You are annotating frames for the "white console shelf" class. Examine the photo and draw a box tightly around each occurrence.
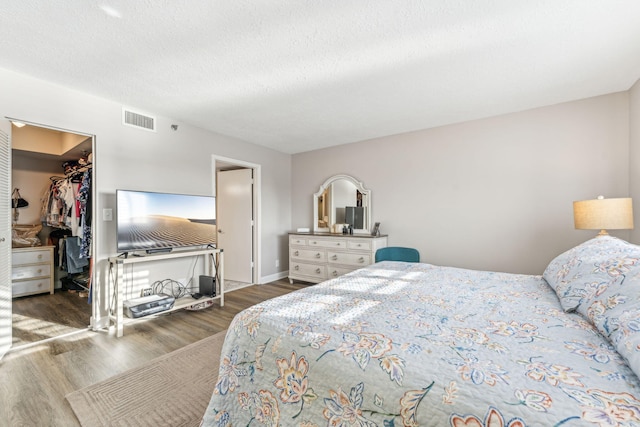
[108,248,224,337]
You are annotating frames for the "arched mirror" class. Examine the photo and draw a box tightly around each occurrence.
[313,174,371,234]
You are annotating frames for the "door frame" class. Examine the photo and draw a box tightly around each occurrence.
[4,117,98,341]
[212,155,261,285]
[0,120,12,358]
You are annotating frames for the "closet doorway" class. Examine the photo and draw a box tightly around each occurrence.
[10,121,95,348]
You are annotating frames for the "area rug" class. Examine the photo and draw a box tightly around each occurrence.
[66,330,226,427]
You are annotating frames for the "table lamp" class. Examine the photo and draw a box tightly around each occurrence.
[573,196,634,236]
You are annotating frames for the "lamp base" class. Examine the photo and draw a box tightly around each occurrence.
[597,229,609,236]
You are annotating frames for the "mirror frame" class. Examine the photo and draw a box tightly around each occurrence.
[313,174,371,234]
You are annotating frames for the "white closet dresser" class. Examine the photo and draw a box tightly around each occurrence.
[289,232,388,284]
[11,246,55,297]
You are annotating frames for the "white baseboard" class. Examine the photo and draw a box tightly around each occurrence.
[260,270,289,284]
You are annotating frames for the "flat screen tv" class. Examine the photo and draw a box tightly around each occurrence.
[116,189,216,254]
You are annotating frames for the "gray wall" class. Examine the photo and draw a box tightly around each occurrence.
[293,92,632,274]
[630,79,640,244]
[0,67,292,328]
[2,63,638,309]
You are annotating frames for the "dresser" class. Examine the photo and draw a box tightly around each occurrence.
[289,232,388,284]
[11,246,55,298]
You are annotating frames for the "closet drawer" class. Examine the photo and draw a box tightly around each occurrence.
[12,248,52,265]
[327,251,370,267]
[290,248,326,262]
[13,278,53,297]
[12,264,52,281]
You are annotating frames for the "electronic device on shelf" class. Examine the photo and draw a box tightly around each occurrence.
[116,189,216,255]
[199,275,216,297]
[123,293,176,318]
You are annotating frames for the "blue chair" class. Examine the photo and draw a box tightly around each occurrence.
[375,247,420,263]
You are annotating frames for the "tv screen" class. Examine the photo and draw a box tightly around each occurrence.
[116,189,216,253]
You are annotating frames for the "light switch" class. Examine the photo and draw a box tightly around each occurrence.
[103,208,113,221]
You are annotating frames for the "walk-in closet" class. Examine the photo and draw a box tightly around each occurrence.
[10,122,94,347]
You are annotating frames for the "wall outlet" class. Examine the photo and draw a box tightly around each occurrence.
[275,259,280,268]
[141,288,153,297]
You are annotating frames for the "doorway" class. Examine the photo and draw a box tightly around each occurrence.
[213,156,260,291]
[9,120,95,348]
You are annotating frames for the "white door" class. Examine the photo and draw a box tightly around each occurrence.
[217,169,253,283]
[0,120,12,358]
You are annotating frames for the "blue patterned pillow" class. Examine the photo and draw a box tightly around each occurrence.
[543,236,640,312]
[608,303,640,378]
[577,268,640,377]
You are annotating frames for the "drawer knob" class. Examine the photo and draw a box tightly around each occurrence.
[315,253,321,258]
[332,270,338,276]
[37,269,42,274]
[37,254,43,260]
[315,268,321,274]
[294,265,300,270]
[359,257,365,263]
[357,244,362,247]
[295,251,299,256]
[331,255,338,260]
[336,243,341,246]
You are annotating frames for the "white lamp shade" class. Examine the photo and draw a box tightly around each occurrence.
[573,197,634,233]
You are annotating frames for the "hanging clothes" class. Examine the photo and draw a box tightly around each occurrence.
[38,157,93,303]
[41,164,92,239]
[64,236,89,274]
[77,169,92,258]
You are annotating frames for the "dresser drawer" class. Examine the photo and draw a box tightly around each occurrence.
[13,278,52,297]
[328,251,370,267]
[347,240,372,251]
[328,266,358,279]
[308,238,348,249]
[12,264,52,281]
[12,248,52,265]
[290,248,326,262]
[289,236,308,246]
[290,262,327,280]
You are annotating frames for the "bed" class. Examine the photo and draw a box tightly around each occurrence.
[202,236,640,426]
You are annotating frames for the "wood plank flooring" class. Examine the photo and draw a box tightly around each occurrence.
[12,289,92,348]
[0,278,308,427]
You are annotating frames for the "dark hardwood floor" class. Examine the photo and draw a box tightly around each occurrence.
[0,278,307,427]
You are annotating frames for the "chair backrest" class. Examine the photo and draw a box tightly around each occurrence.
[375,247,420,263]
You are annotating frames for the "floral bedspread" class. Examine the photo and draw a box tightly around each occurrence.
[202,262,640,427]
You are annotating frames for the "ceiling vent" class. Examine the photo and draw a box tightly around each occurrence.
[122,108,156,132]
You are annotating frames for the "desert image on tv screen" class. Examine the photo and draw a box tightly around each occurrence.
[117,191,216,252]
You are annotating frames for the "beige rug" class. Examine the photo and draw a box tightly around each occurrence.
[66,330,226,427]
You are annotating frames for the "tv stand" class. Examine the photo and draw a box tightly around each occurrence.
[108,248,224,337]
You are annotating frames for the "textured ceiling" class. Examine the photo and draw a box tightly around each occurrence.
[1,1,639,154]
